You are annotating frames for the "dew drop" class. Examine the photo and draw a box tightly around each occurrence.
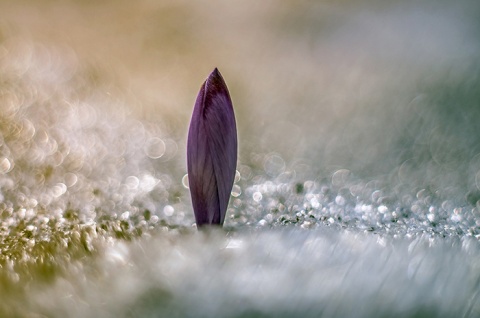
[145,137,166,159]
[378,205,388,213]
[139,174,159,192]
[121,211,130,220]
[263,154,285,177]
[234,170,241,183]
[335,195,346,206]
[64,173,78,187]
[0,157,12,174]
[231,185,242,197]
[125,176,139,190]
[258,219,267,226]
[182,174,189,189]
[332,169,351,188]
[52,183,67,197]
[150,215,159,224]
[163,205,174,216]
[253,192,263,202]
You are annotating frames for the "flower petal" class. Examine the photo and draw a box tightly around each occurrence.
[187,68,237,227]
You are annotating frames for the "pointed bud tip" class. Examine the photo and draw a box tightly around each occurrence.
[208,67,223,83]
[204,68,229,102]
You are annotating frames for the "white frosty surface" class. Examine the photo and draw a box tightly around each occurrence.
[32,228,480,318]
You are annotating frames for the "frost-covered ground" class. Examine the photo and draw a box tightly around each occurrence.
[1,0,480,317]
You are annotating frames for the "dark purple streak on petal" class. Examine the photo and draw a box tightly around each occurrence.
[187,68,237,227]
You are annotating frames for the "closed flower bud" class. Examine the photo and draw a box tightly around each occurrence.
[187,68,237,227]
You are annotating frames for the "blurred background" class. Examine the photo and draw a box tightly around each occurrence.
[1,0,480,317]
[2,0,480,200]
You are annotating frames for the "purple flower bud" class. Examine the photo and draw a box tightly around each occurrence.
[187,68,237,227]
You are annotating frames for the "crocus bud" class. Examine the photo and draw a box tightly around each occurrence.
[187,68,238,227]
